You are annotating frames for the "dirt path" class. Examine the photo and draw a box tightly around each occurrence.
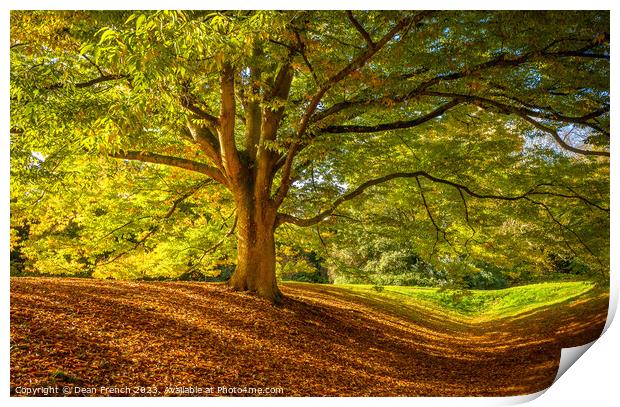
[10,278,608,396]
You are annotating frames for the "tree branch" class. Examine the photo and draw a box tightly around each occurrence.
[81,54,106,77]
[524,197,605,269]
[346,11,375,47]
[46,74,128,91]
[545,50,609,60]
[257,61,294,202]
[326,88,609,157]
[423,90,609,136]
[457,188,477,251]
[276,170,608,227]
[531,185,609,213]
[181,95,220,128]
[185,213,238,272]
[110,150,227,185]
[217,63,243,180]
[518,115,609,157]
[293,31,319,85]
[184,122,223,168]
[322,98,464,133]
[415,177,441,255]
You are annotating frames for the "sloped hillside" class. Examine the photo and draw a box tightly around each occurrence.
[10,278,608,396]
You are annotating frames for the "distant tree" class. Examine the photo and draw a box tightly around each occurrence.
[11,11,609,301]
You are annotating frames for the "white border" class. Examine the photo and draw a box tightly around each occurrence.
[0,0,616,11]
[3,1,617,406]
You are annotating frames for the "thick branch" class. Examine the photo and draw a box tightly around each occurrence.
[181,96,220,128]
[262,63,294,143]
[322,98,464,133]
[217,63,243,180]
[320,88,609,156]
[184,123,223,168]
[346,11,375,47]
[242,65,262,161]
[423,90,609,135]
[110,150,227,185]
[46,74,128,91]
[257,63,294,202]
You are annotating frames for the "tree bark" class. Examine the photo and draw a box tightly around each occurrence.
[228,189,282,303]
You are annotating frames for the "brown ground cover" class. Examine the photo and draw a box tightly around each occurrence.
[10,277,608,396]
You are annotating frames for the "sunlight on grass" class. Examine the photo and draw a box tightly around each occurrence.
[333,282,596,323]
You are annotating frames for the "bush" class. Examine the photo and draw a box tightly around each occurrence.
[328,237,450,287]
[464,268,508,290]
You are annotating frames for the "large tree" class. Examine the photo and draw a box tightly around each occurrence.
[11,11,610,301]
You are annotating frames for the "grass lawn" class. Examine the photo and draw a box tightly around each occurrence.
[334,281,596,322]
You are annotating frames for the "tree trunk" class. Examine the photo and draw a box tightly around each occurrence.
[228,191,282,303]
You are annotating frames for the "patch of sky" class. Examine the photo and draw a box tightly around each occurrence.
[523,70,542,90]
[31,151,46,161]
[521,123,592,159]
[25,152,45,169]
[240,67,250,85]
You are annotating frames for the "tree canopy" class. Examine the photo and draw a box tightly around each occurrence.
[10,11,610,300]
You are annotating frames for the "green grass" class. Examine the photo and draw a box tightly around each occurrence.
[334,281,595,322]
